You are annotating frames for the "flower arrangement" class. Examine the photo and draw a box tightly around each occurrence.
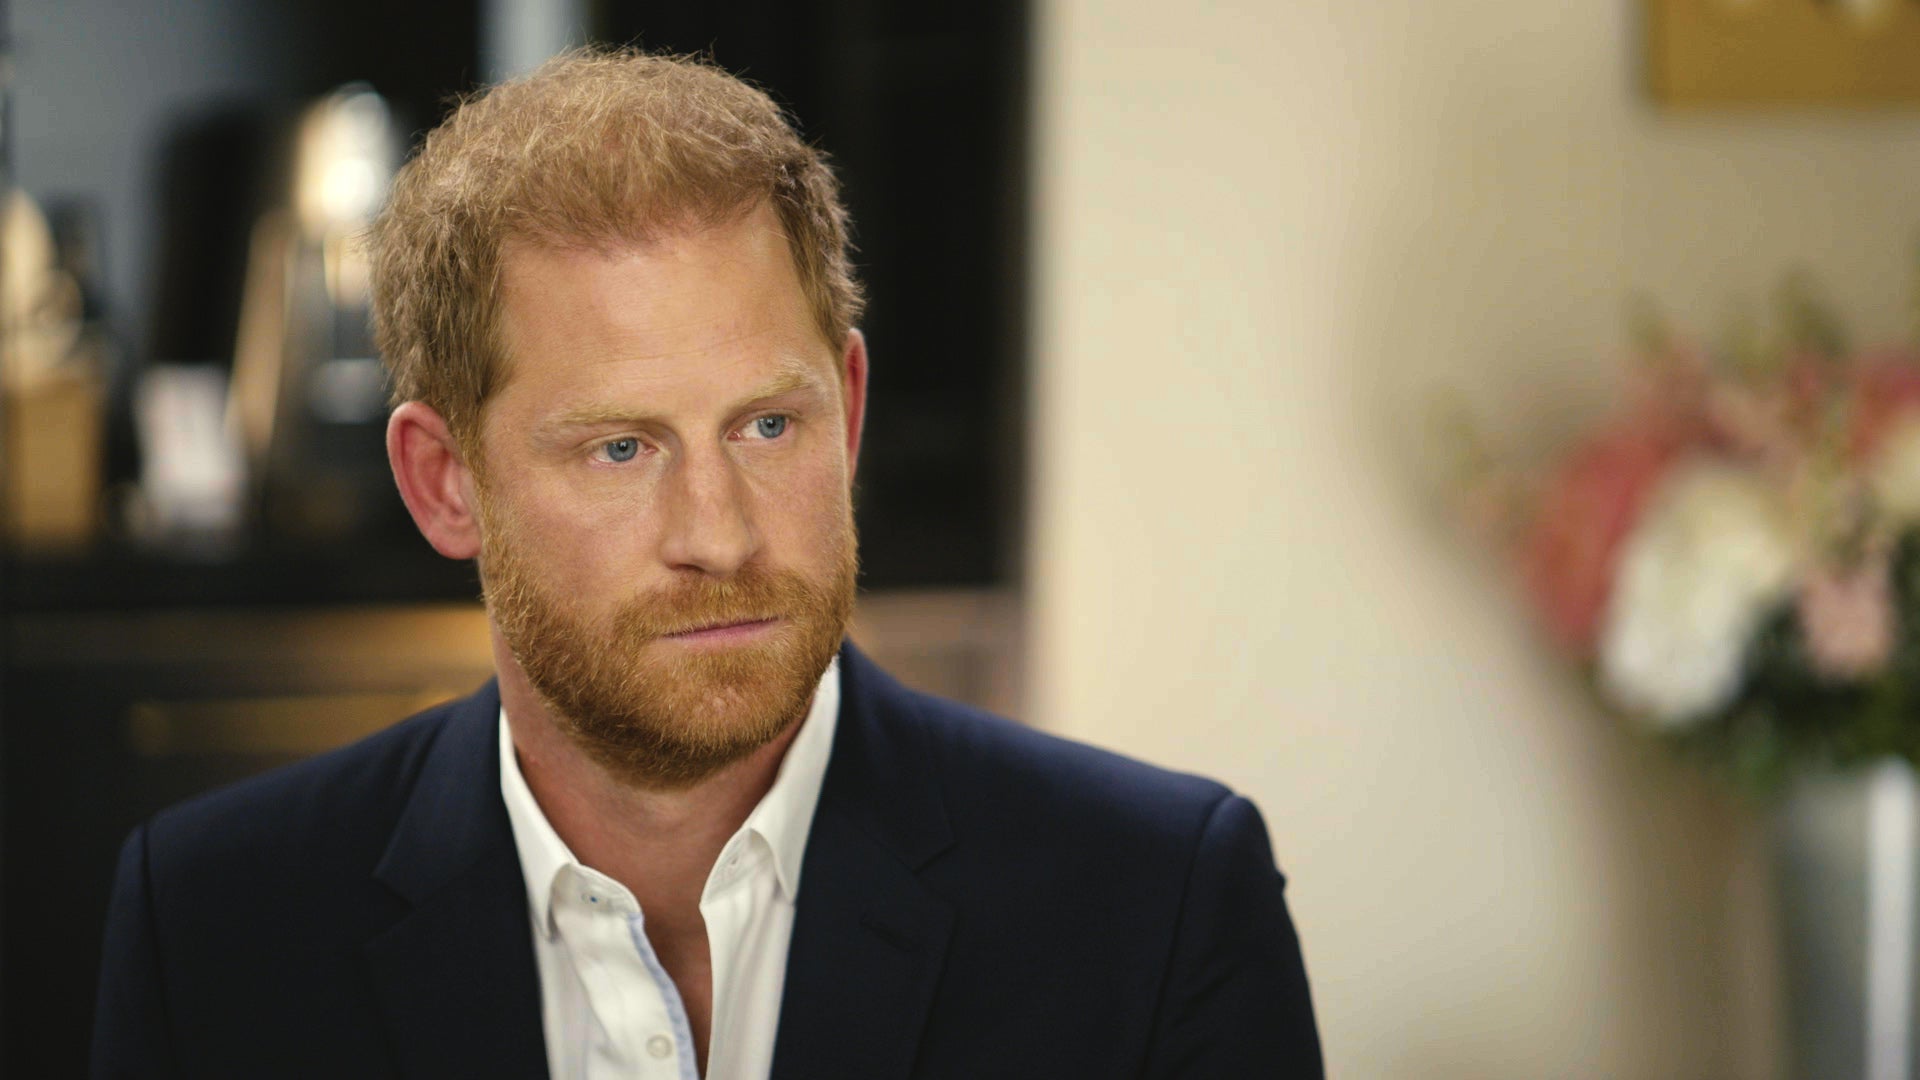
[1457,273,1920,792]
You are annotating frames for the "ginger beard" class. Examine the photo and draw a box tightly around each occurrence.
[477,480,858,790]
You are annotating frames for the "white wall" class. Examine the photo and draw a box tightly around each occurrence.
[1028,3,1920,1077]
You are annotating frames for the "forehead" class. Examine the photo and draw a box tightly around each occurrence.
[491,203,835,395]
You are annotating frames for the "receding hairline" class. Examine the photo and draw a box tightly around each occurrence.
[494,196,785,281]
[499,184,764,259]
[483,197,849,391]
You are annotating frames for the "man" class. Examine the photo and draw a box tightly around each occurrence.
[93,49,1320,1078]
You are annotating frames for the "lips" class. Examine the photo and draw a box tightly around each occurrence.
[662,617,780,639]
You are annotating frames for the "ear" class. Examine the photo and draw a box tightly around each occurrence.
[840,328,869,481]
[387,401,483,560]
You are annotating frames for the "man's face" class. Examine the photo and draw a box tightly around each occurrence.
[474,203,859,788]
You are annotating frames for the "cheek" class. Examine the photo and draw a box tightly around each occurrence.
[748,456,853,546]
[522,452,668,533]
[486,479,653,593]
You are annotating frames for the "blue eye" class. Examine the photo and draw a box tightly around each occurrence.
[753,416,789,439]
[604,438,640,462]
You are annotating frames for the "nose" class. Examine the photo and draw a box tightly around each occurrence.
[656,442,760,577]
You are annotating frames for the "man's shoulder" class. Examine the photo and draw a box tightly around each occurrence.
[138,689,483,885]
[893,684,1240,853]
[911,688,1229,800]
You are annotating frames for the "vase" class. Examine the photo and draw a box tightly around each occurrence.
[1774,759,1920,1080]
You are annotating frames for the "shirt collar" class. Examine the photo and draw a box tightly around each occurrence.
[497,657,841,936]
[497,705,577,939]
[743,655,839,901]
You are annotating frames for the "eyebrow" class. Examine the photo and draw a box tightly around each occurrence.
[745,358,831,403]
[544,356,832,433]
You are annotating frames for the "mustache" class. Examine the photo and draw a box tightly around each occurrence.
[607,565,831,640]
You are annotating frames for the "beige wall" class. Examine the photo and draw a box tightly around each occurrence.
[1027,2,1920,1077]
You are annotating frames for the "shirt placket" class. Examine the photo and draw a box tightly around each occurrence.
[700,832,774,1080]
[552,866,698,1080]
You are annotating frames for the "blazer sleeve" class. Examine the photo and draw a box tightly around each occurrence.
[1142,794,1324,1079]
[92,823,181,1079]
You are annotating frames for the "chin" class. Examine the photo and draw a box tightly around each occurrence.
[532,621,838,789]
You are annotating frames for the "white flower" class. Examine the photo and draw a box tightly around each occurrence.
[1871,415,1920,525]
[1596,460,1797,728]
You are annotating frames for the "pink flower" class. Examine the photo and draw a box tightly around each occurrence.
[1849,351,1920,461]
[1783,355,1832,420]
[1706,379,1799,466]
[1521,413,1705,653]
[1624,344,1712,422]
[1798,552,1897,681]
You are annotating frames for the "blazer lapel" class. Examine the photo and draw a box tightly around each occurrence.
[772,645,957,1080]
[361,682,549,1078]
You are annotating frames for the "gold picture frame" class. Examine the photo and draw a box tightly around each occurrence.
[1647,0,1920,105]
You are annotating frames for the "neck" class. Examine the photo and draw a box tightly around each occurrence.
[492,628,803,934]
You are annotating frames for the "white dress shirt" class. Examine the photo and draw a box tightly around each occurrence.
[498,659,840,1080]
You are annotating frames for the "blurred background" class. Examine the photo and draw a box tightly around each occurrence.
[8,0,1920,1075]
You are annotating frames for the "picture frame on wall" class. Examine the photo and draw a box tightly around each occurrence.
[1646,0,1920,105]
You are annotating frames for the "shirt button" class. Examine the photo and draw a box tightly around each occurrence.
[646,1034,674,1059]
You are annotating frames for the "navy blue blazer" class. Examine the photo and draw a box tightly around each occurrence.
[93,644,1321,1077]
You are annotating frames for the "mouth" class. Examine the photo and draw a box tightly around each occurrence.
[660,617,782,645]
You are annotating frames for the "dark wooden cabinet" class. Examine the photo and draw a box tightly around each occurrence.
[2,604,496,1074]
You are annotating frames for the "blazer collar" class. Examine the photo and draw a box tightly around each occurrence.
[814,642,954,870]
[363,681,550,1078]
[372,680,509,901]
[771,642,958,1079]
